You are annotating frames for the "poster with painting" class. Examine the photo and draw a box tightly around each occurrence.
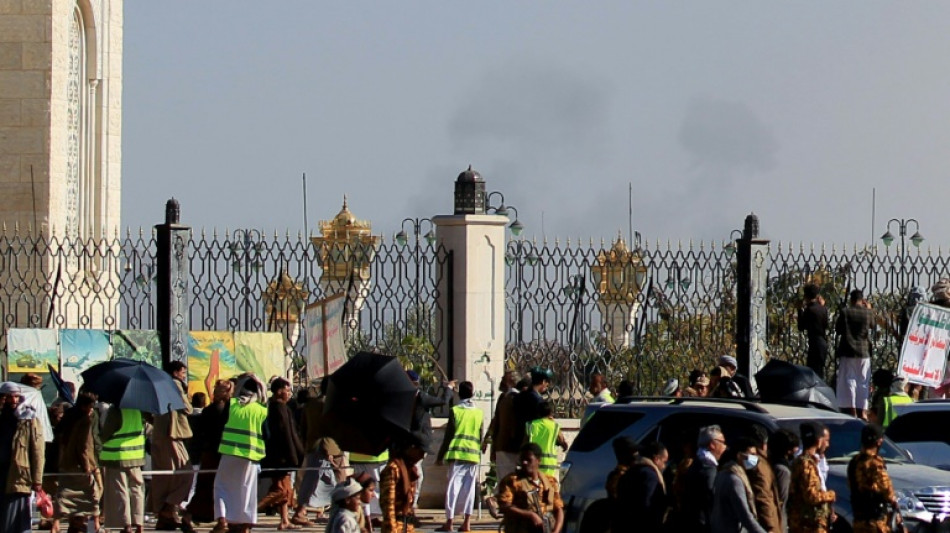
[111,330,162,367]
[60,329,111,385]
[234,331,286,383]
[187,331,237,398]
[6,328,59,373]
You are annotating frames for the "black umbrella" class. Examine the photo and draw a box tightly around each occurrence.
[47,364,74,405]
[81,358,186,415]
[755,359,837,410]
[324,351,419,456]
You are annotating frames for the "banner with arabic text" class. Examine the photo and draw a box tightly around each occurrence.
[898,303,950,387]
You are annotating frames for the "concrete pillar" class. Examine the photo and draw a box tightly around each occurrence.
[432,214,508,422]
[156,199,191,369]
[735,213,770,391]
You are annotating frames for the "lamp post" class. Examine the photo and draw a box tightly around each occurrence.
[231,229,263,331]
[563,275,588,354]
[485,191,525,236]
[395,218,436,337]
[880,218,924,289]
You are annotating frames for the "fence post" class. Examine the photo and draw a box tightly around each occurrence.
[735,213,770,391]
[155,198,191,370]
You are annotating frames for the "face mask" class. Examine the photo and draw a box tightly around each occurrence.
[743,454,759,470]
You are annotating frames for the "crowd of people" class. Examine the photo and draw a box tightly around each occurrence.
[600,421,899,533]
[1,279,942,533]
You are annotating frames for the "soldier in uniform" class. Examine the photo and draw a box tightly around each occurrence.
[497,443,564,533]
[848,424,901,533]
[788,422,836,533]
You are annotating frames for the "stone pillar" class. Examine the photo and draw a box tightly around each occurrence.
[156,199,190,370]
[432,214,508,423]
[735,213,770,391]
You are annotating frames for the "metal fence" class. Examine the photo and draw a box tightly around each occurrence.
[2,226,948,416]
[505,238,950,415]
[0,228,452,388]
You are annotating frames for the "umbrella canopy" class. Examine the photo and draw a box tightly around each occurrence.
[755,359,836,410]
[80,358,186,415]
[47,364,74,405]
[324,351,419,456]
[1,382,53,442]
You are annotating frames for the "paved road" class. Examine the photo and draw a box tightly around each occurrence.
[144,510,502,532]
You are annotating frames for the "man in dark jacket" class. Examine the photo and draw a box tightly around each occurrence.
[513,367,553,446]
[258,377,304,531]
[683,425,727,532]
[481,370,521,481]
[406,370,455,508]
[835,289,874,419]
[798,283,830,381]
[746,427,783,532]
[615,441,669,532]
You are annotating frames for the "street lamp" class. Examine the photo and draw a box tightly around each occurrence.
[486,191,525,236]
[395,217,436,336]
[231,229,263,330]
[563,275,588,354]
[880,218,924,288]
[724,229,744,257]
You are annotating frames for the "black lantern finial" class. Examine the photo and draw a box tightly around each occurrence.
[454,165,486,215]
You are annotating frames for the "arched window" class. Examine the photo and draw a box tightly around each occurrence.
[66,2,100,241]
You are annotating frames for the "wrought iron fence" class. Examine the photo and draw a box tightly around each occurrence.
[0,228,452,391]
[504,238,736,416]
[505,238,950,416]
[3,225,949,416]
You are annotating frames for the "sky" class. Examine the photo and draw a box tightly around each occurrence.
[122,2,950,249]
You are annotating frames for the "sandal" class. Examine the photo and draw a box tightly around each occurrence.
[277,525,302,531]
[289,516,313,527]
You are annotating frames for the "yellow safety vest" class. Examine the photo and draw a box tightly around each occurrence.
[445,404,483,463]
[882,393,913,427]
[528,418,560,477]
[100,408,145,462]
[218,398,268,461]
[350,450,390,464]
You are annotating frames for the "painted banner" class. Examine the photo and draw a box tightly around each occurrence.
[234,331,286,383]
[898,303,950,387]
[111,330,162,367]
[305,293,347,380]
[60,329,112,385]
[6,329,59,373]
[187,331,237,398]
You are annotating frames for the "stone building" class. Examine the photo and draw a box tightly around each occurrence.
[1,0,122,237]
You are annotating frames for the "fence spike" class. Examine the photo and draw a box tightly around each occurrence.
[600,237,606,248]
[14,221,19,236]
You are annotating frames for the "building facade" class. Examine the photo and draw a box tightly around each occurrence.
[0,0,122,237]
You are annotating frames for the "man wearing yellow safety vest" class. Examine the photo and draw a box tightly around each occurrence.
[881,376,913,428]
[526,401,567,480]
[99,403,146,533]
[212,374,268,533]
[588,373,615,405]
[435,381,483,533]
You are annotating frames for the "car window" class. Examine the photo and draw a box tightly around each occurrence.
[778,418,910,463]
[651,412,772,466]
[887,411,950,445]
[571,410,645,452]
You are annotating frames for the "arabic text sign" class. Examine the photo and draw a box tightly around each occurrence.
[898,303,950,387]
[305,293,347,380]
